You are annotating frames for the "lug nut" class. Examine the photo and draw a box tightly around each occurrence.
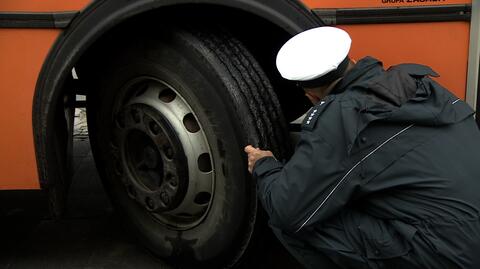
[149,121,161,135]
[165,173,177,187]
[145,197,155,210]
[164,146,174,159]
[160,191,170,205]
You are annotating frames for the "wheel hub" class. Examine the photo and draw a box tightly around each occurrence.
[119,105,188,212]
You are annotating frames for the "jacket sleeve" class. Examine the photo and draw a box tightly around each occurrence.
[253,127,361,234]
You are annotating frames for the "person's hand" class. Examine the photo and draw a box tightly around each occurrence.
[244,145,274,174]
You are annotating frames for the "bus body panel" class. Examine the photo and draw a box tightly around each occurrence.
[303,0,471,9]
[0,29,60,190]
[0,0,90,12]
[0,0,89,189]
[0,0,476,189]
[340,22,470,99]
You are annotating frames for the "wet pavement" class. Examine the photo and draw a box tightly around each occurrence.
[0,109,302,269]
[0,109,170,268]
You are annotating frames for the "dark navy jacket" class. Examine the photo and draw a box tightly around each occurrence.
[254,57,480,269]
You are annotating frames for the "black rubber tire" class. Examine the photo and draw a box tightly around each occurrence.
[87,25,291,268]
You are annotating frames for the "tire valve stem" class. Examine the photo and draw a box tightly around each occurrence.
[160,191,170,205]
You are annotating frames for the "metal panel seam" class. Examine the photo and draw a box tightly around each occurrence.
[313,5,471,25]
[0,11,78,28]
[466,0,480,110]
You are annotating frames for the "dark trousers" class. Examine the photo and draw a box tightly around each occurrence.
[270,209,462,269]
[271,226,342,269]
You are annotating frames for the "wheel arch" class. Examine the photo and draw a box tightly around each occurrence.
[33,0,321,214]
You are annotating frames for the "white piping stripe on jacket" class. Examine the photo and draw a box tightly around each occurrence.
[294,124,415,233]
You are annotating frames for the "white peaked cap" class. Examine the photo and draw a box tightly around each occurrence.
[276,26,351,82]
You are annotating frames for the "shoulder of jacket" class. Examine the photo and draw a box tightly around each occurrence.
[388,63,439,78]
[302,95,337,131]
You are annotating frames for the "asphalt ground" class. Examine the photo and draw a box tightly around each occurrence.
[0,109,303,269]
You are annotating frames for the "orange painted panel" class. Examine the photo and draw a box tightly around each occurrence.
[339,22,469,99]
[301,0,472,99]
[0,0,90,190]
[0,29,62,189]
[0,0,91,12]
[302,0,471,9]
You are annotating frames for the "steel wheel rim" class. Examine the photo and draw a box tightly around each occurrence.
[111,77,215,230]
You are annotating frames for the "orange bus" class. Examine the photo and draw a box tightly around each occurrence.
[0,0,478,267]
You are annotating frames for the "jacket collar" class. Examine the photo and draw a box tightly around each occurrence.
[331,56,384,95]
